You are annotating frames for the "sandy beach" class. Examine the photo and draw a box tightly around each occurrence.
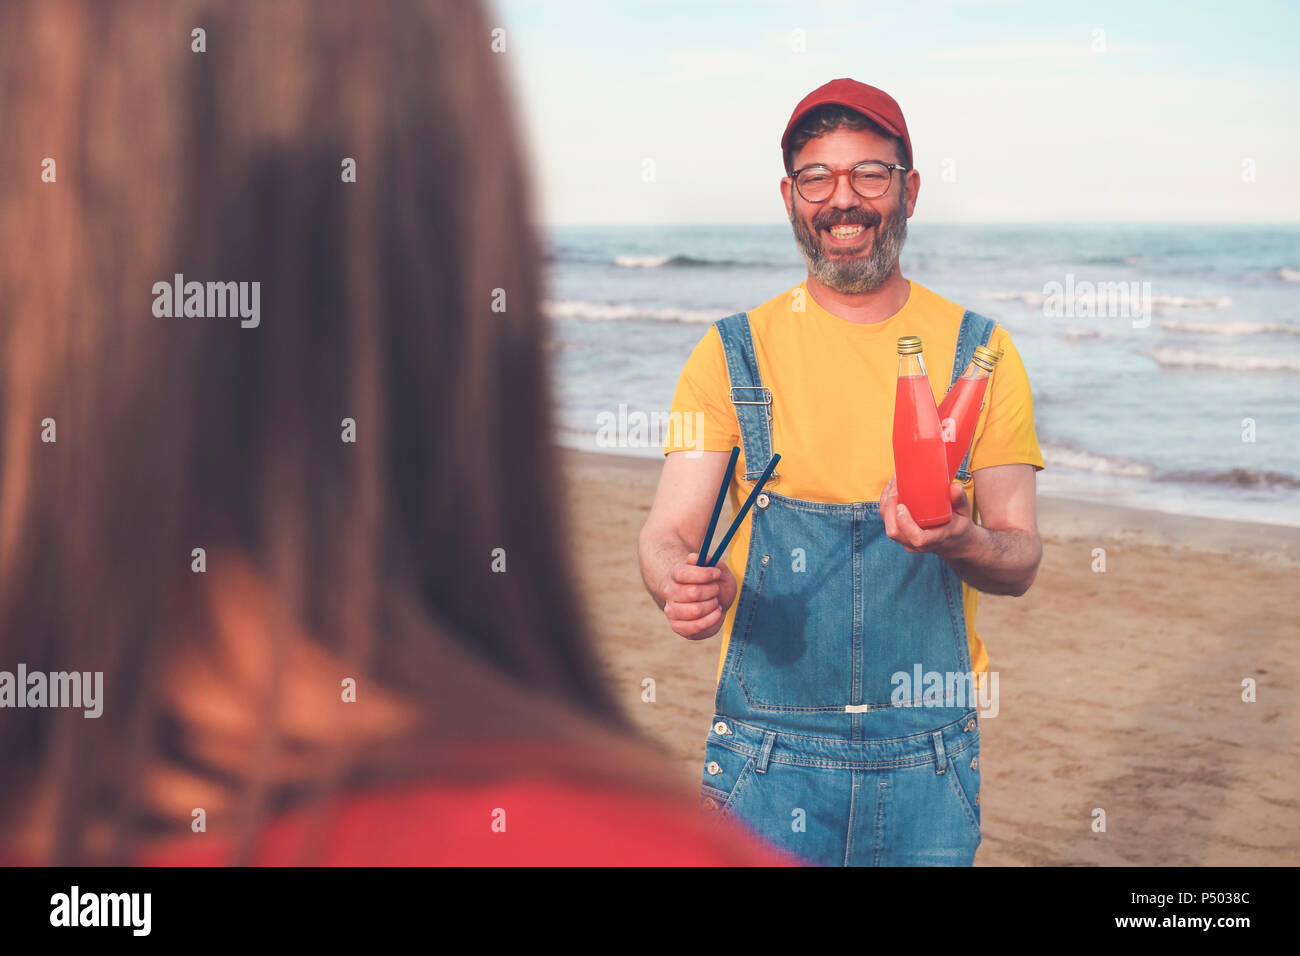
[561,448,1300,866]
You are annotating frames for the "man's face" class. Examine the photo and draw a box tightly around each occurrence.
[782,126,918,294]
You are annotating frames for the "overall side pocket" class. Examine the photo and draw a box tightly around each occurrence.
[700,740,757,818]
[945,737,982,841]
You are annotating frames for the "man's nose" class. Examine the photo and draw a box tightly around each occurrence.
[829,172,862,209]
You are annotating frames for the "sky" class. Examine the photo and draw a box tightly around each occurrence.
[489,0,1300,225]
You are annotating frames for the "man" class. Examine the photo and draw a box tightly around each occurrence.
[637,79,1045,866]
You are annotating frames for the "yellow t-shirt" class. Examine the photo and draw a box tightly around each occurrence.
[662,279,1045,685]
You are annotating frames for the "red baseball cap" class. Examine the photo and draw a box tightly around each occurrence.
[780,78,912,172]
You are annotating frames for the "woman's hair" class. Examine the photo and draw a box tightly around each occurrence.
[0,0,682,864]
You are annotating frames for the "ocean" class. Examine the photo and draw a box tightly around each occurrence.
[543,222,1300,528]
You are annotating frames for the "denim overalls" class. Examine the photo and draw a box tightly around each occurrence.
[699,307,996,866]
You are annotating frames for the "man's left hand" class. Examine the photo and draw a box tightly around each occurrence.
[880,473,977,559]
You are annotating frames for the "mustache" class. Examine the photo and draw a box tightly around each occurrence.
[812,210,883,230]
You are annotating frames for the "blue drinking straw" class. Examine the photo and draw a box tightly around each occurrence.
[698,446,741,566]
[706,452,780,568]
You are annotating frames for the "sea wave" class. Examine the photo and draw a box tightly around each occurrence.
[1160,319,1300,336]
[1159,467,1300,491]
[983,290,1232,310]
[1145,348,1300,372]
[544,299,725,324]
[1151,294,1232,310]
[1081,255,1141,265]
[1040,442,1154,478]
[983,290,1044,304]
[612,253,745,269]
[976,440,1300,497]
[1278,267,1300,282]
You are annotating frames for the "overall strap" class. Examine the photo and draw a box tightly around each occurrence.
[714,312,778,483]
[948,309,998,482]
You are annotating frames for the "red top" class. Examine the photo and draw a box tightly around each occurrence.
[125,779,801,866]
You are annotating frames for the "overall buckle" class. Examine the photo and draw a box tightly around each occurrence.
[729,386,772,406]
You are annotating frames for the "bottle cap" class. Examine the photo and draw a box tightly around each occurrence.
[972,344,1000,370]
[897,335,923,354]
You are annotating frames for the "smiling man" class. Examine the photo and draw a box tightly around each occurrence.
[637,79,1045,866]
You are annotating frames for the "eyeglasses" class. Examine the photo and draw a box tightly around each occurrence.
[790,161,909,202]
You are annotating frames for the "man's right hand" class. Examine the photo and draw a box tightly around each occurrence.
[661,554,738,640]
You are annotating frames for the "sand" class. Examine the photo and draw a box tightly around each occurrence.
[561,448,1300,866]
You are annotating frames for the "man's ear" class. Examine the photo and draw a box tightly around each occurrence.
[904,168,920,218]
[780,176,795,221]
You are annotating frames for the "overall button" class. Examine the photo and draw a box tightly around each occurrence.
[706,761,723,776]
[970,756,979,770]
[760,554,770,566]
[756,493,770,509]
[974,791,980,806]
[713,721,731,735]
[964,719,976,732]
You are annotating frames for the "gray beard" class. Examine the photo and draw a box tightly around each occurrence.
[790,193,908,294]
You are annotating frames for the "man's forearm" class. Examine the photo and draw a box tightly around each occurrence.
[943,524,1041,596]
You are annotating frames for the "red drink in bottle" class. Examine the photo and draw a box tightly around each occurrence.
[892,335,952,527]
[936,344,1001,481]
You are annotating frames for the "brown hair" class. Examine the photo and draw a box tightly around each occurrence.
[784,104,907,174]
[0,0,689,864]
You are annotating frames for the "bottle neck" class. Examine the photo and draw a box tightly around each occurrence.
[898,353,927,377]
[959,358,992,382]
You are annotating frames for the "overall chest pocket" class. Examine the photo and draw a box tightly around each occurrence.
[731,500,856,712]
